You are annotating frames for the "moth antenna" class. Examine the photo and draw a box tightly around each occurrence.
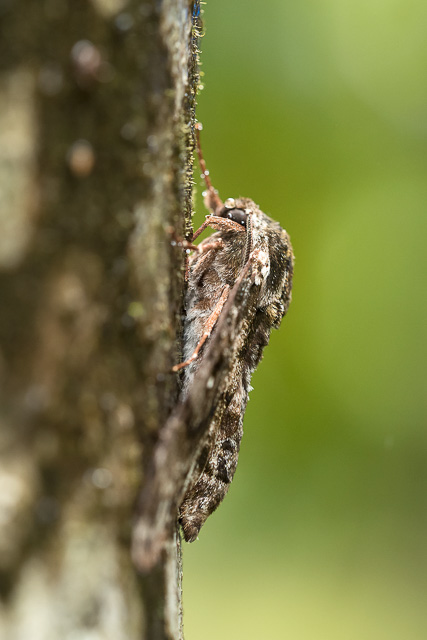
[195,122,223,213]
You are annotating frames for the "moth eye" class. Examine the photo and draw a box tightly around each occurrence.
[219,208,248,227]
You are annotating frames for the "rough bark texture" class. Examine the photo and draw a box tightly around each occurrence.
[0,1,199,638]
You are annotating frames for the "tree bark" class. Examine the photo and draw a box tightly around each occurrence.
[0,1,199,638]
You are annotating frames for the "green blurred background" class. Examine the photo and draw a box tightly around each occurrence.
[183,1,427,638]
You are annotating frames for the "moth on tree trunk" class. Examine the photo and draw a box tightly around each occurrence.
[175,124,294,542]
[131,125,294,571]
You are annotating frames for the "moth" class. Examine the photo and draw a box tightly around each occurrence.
[173,124,294,543]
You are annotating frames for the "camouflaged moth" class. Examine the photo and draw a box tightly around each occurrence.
[174,124,294,542]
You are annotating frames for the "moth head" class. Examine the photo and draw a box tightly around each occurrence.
[218,197,248,227]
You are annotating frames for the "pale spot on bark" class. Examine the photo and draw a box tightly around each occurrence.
[90,0,129,18]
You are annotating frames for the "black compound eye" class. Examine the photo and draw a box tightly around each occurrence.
[219,208,248,227]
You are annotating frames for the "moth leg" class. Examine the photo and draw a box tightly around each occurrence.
[184,238,224,282]
[192,215,244,242]
[174,232,224,283]
[196,237,224,253]
[167,226,199,252]
[172,284,230,372]
[167,229,197,282]
[178,239,199,252]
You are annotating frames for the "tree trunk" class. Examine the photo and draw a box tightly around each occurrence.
[0,1,199,638]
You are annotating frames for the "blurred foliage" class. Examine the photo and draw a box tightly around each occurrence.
[184,1,427,638]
